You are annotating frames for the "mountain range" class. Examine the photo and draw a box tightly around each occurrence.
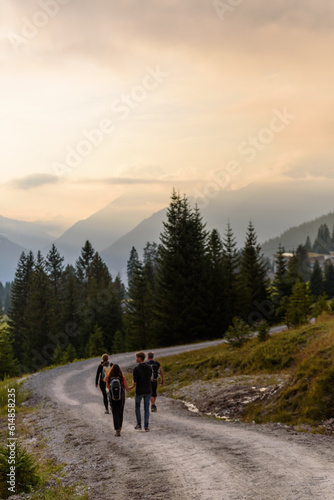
[1,180,334,283]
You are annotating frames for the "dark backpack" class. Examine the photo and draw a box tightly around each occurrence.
[109,377,122,401]
[148,361,160,382]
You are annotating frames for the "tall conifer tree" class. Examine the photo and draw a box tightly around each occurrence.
[155,190,209,345]
[221,223,240,328]
[238,221,269,322]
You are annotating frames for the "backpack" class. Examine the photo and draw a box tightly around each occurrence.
[149,361,160,382]
[109,377,122,401]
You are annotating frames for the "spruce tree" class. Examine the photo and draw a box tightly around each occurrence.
[312,224,331,254]
[324,260,334,298]
[305,235,312,252]
[287,244,310,286]
[238,221,270,323]
[127,247,139,284]
[46,244,64,299]
[0,318,19,379]
[8,251,34,366]
[22,251,57,371]
[76,240,95,289]
[207,228,225,338]
[221,223,240,329]
[155,190,209,345]
[309,260,325,298]
[271,244,291,320]
[286,281,312,327]
[86,324,106,357]
[143,242,159,291]
[125,259,155,350]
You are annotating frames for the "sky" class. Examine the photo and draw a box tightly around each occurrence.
[1,0,334,234]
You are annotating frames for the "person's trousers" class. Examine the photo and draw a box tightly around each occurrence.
[135,393,151,428]
[100,382,108,410]
[110,393,125,430]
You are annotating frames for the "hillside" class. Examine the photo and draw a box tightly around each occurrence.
[161,316,334,431]
[0,236,27,283]
[261,212,334,257]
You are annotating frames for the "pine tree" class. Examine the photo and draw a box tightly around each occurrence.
[143,242,159,291]
[155,191,209,345]
[0,318,19,379]
[127,246,140,284]
[221,223,240,328]
[305,235,312,252]
[324,260,334,298]
[112,329,126,353]
[206,228,225,337]
[287,244,310,286]
[86,324,106,357]
[238,221,270,323]
[309,260,325,297]
[8,251,35,366]
[60,265,81,354]
[312,224,331,254]
[286,281,312,327]
[125,259,155,350]
[271,244,291,319]
[46,244,64,300]
[76,240,95,289]
[22,251,57,371]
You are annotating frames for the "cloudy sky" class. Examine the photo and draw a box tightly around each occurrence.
[1,0,334,232]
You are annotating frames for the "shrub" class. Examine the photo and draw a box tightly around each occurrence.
[225,317,252,348]
[0,441,39,498]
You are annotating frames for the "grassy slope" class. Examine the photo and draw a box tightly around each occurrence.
[160,315,334,426]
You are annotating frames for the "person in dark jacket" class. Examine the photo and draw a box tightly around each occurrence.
[132,351,152,431]
[95,353,112,414]
[147,351,165,413]
[105,363,133,436]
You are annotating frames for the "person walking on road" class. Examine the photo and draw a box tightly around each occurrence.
[146,351,164,412]
[95,353,112,414]
[105,363,133,437]
[132,351,152,432]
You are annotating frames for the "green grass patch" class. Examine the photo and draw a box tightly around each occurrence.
[160,319,334,427]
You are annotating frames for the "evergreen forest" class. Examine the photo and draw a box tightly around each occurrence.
[2,190,334,379]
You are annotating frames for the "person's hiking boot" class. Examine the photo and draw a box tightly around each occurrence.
[144,426,150,432]
[134,424,142,430]
[115,430,121,437]
[151,405,157,412]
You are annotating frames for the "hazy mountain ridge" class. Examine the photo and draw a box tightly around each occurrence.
[0,235,27,283]
[1,181,334,283]
[0,214,54,250]
[261,212,334,256]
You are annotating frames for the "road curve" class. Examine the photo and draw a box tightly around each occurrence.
[24,340,334,500]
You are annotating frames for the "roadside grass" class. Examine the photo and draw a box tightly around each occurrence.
[0,377,89,499]
[159,318,334,427]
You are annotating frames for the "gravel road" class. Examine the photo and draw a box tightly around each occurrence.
[21,341,334,500]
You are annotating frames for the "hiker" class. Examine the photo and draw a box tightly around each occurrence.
[105,364,133,436]
[146,351,164,412]
[95,353,112,414]
[132,351,152,431]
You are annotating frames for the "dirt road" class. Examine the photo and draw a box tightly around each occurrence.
[22,342,334,500]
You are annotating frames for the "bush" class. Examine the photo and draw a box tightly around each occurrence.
[256,320,270,342]
[0,441,39,498]
[225,317,252,348]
